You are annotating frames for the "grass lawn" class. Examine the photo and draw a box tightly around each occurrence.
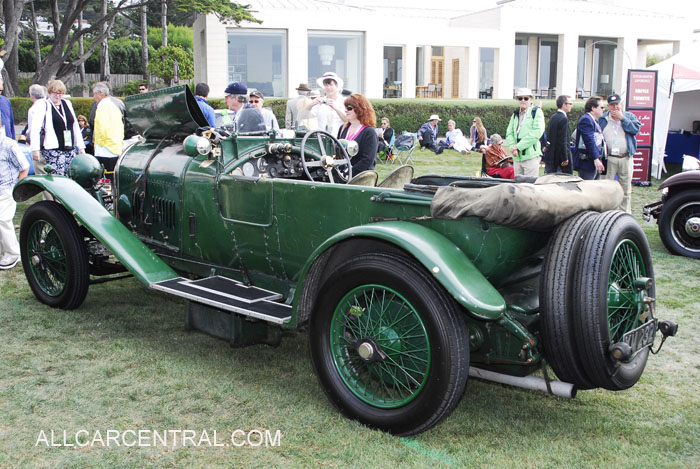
[1,148,698,468]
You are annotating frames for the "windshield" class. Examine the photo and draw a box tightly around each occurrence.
[217,108,268,135]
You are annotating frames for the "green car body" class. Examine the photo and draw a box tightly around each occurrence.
[14,86,675,436]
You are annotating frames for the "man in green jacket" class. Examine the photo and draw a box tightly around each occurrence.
[505,87,545,177]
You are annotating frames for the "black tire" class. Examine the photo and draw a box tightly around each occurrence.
[573,211,655,391]
[309,252,469,436]
[540,211,598,389]
[658,189,700,259]
[20,201,90,309]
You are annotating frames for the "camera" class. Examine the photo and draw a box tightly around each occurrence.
[320,97,328,104]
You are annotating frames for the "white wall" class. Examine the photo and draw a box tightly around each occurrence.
[195,0,693,99]
[669,89,700,131]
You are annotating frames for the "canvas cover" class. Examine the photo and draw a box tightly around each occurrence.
[431,174,623,230]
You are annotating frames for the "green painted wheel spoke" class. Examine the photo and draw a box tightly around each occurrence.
[384,357,420,390]
[27,220,69,297]
[607,239,648,342]
[378,360,417,393]
[329,284,431,409]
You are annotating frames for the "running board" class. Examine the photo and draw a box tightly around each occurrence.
[151,276,291,325]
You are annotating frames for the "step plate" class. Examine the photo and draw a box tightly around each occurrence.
[152,277,291,325]
[186,276,282,303]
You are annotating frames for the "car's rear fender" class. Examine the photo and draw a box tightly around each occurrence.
[13,176,178,286]
[294,221,507,326]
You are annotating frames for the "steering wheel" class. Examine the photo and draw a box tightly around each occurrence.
[299,130,352,183]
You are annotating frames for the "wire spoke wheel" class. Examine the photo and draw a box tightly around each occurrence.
[20,201,90,309]
[310,251,468,435]
[329,285,430,408]
[607,240,647,342]
[659,190,700,259]
[574,211,655,390]
[26,219,69,297]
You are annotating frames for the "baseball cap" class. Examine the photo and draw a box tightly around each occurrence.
[225,81,247,95]
[607,93,621,105]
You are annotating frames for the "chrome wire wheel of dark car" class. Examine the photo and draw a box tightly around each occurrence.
[20,201,89,309]
[310,252,469,436]
[574,211,655,391]
[658,189,700,259]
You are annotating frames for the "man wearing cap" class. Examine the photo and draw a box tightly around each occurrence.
[285,83,310,129]
[308,72,347,136]
[598,93,641,213]
[249,90,279,131]
[505,87,545,177]
[418,115,443,154]
[222,81,266,132]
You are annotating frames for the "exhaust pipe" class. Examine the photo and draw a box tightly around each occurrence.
[469,367,577,399]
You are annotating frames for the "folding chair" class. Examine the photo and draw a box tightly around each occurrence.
[391,132,417,165]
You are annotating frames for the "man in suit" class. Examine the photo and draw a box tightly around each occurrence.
[573,96,606,180]
[544,95,573,174]
[285,83,311,129]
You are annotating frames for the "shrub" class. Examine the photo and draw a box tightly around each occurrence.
[148,45,193,83]
[147,25,193,51]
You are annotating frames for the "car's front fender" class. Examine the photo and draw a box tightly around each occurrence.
[295,221,506,322]
[13,175,178,286]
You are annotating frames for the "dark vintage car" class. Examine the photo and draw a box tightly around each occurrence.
[643,169,700,259]
[13,86,677,436]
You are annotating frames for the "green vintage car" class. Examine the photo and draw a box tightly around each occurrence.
[13,86,676,436]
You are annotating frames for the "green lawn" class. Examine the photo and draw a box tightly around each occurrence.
[1,149,698,468]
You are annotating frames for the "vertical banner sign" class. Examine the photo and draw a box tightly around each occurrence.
[626,70,658,185]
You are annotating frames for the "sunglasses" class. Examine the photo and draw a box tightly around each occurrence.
[345,105,355,111]
[517,96,530,101]
[249,100,260,104]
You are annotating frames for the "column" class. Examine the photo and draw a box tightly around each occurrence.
[557,33,579,99]
[495,40,515,100]
[287,26,308,97]
[365,30,383,99]
[616,36,638,96]
[467,46,479,99]
[403,43,416,98]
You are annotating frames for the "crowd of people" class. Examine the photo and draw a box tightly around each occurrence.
[0,72,641,271]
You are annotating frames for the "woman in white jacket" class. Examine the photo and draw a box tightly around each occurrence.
[30,79,85,176]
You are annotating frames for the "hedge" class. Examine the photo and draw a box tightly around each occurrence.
[11,97,585,138]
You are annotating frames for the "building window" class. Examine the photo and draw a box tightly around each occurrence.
[308,31,364,94]
[226,29,286,97]
[383,46,403,98]
[577,38,586,94]
[479,48,494,99]
[514,35,528,88]
[416,46,425,85]
[592,40,617,97]
[538,37,558,94]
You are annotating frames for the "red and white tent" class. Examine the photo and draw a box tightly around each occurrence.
[647,44,700,178]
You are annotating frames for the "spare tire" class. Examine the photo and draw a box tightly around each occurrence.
[573,211,655,391]
[540,211,598,389]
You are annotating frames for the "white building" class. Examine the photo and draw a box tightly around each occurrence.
[193,0,693,99]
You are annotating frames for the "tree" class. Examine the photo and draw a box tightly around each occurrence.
[148,45,192,85]
[140,5,148,81]
[1,0,260,96]
[1,0,27,97]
